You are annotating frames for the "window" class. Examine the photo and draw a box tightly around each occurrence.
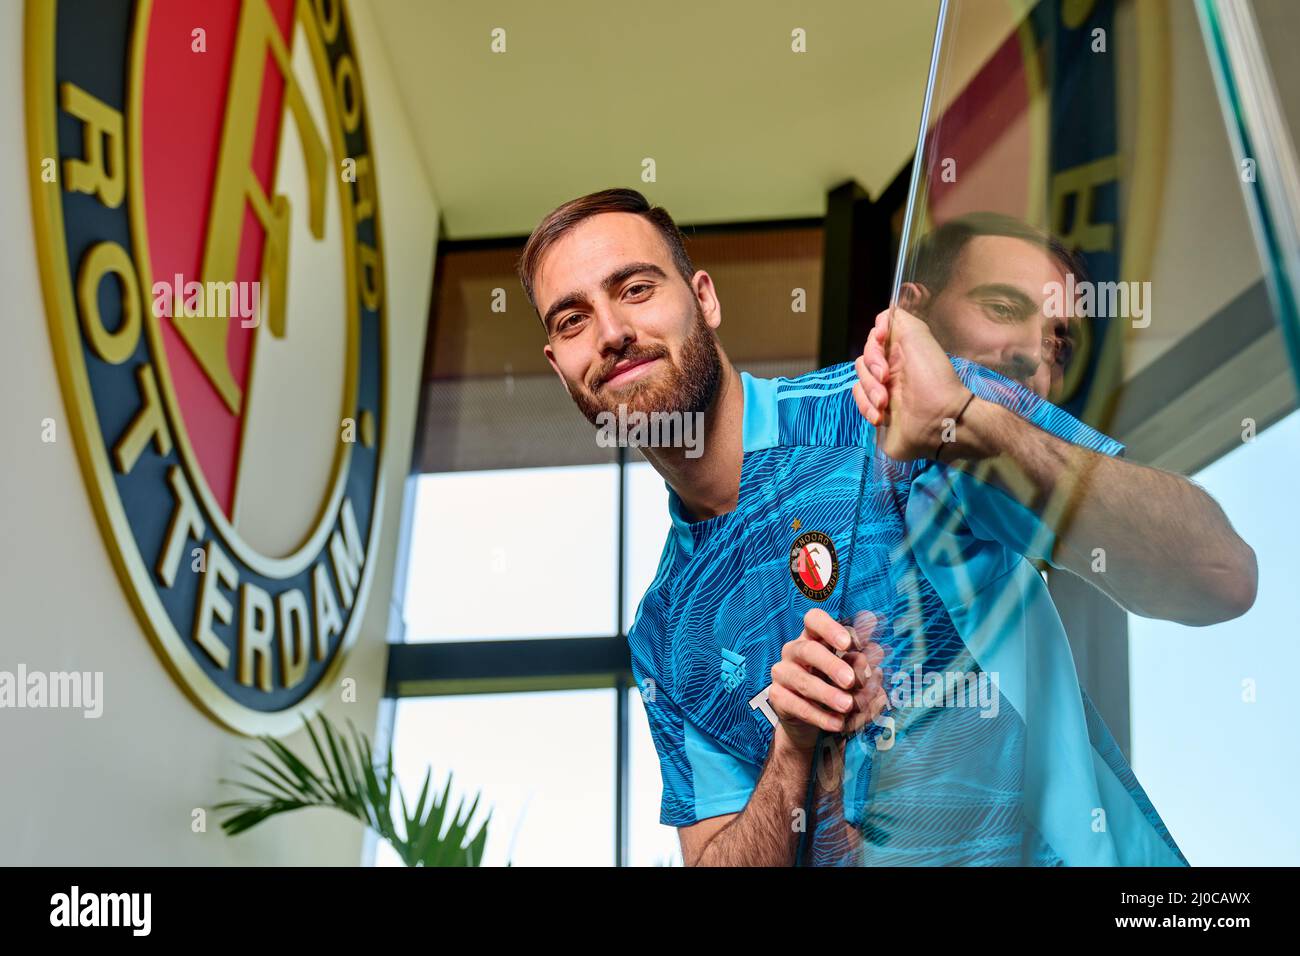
[1128,409,1300,865]
[402,464,619,641]
[623,460,672,634]
[386,458,685,865]
[376,690,615,867]
[628,685,685,867]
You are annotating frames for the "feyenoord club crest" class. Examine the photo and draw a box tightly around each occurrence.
[790,531,838,602]
[27,0,387,734]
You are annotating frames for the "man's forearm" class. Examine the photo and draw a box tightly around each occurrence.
[694,726,815,866]
[951,397,1258,624]
[805,735,865,866]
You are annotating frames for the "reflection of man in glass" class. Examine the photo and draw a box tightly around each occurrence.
[896,212,1083,403]
[859,212,1256,627]
[831,211,1258,865]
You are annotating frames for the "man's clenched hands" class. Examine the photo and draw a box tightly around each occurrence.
[769,608,888,754]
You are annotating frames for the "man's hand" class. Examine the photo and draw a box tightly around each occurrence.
[853,307,971,462]
[681,609,889,866]
[769,608,887,754]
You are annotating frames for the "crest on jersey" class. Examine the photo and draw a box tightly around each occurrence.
[790,531,839,602]
[27,0,387,735]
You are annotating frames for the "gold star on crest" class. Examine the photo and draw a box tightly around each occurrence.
[791,518,802,532]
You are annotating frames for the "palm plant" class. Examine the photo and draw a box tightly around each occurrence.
[216,712,490,866]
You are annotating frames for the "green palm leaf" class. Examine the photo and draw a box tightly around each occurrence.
[217,712,491,866]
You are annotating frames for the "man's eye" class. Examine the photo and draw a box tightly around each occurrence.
[626,283,653,298]
[557,314,581,333]
[1048,336,1073,367]
[986,301,1015,320]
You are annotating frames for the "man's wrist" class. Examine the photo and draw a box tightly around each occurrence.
[772,723,816,760]
[939,395,1003,462]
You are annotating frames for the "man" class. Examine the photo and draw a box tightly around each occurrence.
[517,189,1257,866]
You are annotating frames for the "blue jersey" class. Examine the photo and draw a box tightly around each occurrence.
[627,360,1187,866]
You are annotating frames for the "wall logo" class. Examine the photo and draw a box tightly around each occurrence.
[790,531,838,602]
[27,0,387,734]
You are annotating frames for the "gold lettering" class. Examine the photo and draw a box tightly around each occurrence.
[314,0,340,42]
[1050,155,1121,254]
[334,54,361,133]
[114,364,173,473]
[358,242,383,311]
[1062,0,1099,30]
[156,466,205,589]
[59,83,125,208]
[352,154,376,222]
[328,498,364,608]
[239,583,275,691]
[312,562,343,660]
[193,541,238,669]
[277,589,311,689]
[77,242,140,364]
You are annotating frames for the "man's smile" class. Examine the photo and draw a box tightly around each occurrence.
[598,355,661,390]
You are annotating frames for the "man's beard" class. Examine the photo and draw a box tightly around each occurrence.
[569,306,722,427]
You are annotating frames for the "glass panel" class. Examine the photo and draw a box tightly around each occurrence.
[377,690,615,866]
[1129,408,1300,865]
[803,0,1298,866]
[401,464,618,641]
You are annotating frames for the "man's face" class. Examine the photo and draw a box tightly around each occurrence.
[538,212,722,425]
[912,234,1078,401]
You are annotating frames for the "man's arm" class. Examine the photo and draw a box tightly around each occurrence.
[678,725,816,867]
[680,610,885,867]
[854,307,1258,626]
[947,398,1257,625]
[804,734,867,866]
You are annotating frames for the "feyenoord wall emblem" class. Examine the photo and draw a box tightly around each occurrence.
[26,0,387,734]
[790,531,838,602]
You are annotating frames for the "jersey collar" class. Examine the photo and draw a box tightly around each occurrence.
[665,370,778,554]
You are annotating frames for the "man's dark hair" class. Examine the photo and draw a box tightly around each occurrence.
[516,187,696,317]
[906,211,1090,295]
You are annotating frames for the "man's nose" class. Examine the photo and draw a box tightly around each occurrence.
[1030,362,1053,400]
[1002,350,1041,385]
[593,307,635,353]
[1010,342,1056,399]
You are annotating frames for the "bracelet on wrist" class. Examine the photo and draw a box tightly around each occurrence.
[934,390,976,462]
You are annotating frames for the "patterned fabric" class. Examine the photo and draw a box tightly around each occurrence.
[627,360,1187,866]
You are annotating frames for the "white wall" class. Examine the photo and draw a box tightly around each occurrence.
[0,0,437,865]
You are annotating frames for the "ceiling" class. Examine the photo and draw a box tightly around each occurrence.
[367,0,948,239]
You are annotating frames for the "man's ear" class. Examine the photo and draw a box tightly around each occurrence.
[543,343,572,396]
[898,281,931,315]
[692,271,722,330]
